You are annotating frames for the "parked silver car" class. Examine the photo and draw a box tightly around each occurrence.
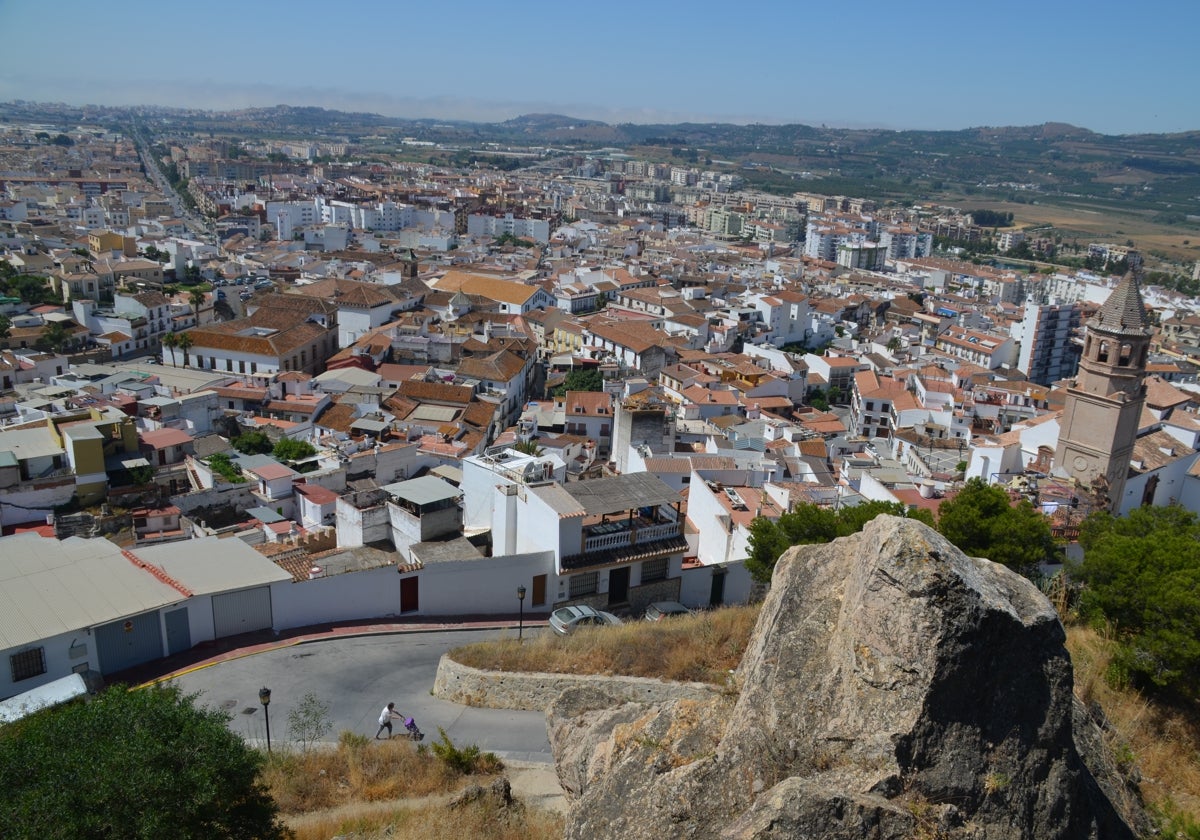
[549,605,623,636]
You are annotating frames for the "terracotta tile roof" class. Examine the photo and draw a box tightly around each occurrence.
[187,320,327,357]
[398,379,475,405]
[140,428,193,449]
[565,390,613,416]
[461,399,499,429]
[288,277,404,310]
[294,483,339,505]
[315,401,356,432]
[432,270,541,306]
[456,350,525,382]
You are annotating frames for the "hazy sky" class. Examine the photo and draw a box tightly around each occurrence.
[1,0,1195,134]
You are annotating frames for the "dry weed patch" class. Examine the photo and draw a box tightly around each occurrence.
[1067,624,1200,823]
[285,797,564,840]
[450,604,759,685]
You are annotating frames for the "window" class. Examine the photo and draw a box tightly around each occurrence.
[10,647,46,683]
[641,557,668,583]
[569,572,599,598]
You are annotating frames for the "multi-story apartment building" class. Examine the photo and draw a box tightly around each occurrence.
[1015,301,1082,386]
[465,212,550,244]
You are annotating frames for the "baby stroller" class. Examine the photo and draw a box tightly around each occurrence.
[404,716,424,741]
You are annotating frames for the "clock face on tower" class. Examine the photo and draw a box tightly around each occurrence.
[1073,455,1089,472]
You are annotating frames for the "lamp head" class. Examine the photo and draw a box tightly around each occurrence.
[517,584,526,602]
[259,686,271,706]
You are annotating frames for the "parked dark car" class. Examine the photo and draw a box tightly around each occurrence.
[643,601,693,621]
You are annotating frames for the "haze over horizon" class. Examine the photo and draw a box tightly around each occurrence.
[1,0,1197,136]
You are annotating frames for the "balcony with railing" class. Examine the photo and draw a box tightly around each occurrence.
[562,506,685,571]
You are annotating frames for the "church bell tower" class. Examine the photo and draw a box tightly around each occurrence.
[1054,253,1151,511]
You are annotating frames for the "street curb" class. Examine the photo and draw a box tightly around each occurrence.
[135,621,546,689]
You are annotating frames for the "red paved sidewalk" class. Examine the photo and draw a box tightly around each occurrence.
[113,614,547,688]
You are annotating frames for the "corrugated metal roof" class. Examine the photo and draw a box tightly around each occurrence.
[564,472,681,517]
[0,535,184,650]
[529,483,587,517]
[381,475,461,506]
[136,538,293,597]
[409,404,460,423]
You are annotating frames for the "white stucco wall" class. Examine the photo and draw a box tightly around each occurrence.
[271,567,402,628]
[678,560,755,609]
[399,551,557,616]
[0,628,91,700]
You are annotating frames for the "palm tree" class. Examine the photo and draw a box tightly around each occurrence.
[188,289,205,319]
[513,438,544,456]
[886,336,902,354]
[161,331,180,367]
[176,331,193,368]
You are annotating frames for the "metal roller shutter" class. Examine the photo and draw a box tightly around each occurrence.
[212,586,273,639]
[95,612,164,675]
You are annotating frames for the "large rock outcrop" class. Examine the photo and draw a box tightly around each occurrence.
[548,515,1141,839]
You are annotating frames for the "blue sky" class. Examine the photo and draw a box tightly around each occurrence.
[1,0,1196,134]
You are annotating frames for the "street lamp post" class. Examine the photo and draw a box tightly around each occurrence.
[258,686,272,754]
[517,585,526,643]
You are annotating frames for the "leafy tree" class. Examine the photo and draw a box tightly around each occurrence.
[935,477,1057,575]
[286,692,332,751]
[1074,505,1200,696]
[0,313,10,341]
[552,367,604,397]
[36,321,72,353]
[207,452,246,483]
[746,500,933,583]
[0,684,287,839]
[233,430,274,455]
[51,133,73,147]
[128,464,155,486]
[272,438,317,462]
[0,273,57,306]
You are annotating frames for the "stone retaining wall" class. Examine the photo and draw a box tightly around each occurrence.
[433,654,722,711]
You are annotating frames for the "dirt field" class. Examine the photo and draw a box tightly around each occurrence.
[943,196,1200,266]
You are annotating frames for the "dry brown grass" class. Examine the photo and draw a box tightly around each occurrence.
[451,604,760,685]
[262,735,463,813]
[284,797,564,840]
[1067,624,1200,822]
[263,734,564,840]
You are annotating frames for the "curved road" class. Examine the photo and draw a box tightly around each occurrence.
[168,629,553,763]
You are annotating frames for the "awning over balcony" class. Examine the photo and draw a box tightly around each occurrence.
[559,533,688,572]
[532,472,681,518]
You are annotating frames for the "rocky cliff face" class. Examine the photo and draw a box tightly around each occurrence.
[548,516,1142,839]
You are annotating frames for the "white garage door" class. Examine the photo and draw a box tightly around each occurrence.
[212,586,273,639]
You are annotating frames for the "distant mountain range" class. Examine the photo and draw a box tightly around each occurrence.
[4,101,1199,211]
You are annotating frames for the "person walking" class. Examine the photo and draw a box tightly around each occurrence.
[376,702,402,739]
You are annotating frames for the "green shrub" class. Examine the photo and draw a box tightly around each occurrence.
[430,728,502,775]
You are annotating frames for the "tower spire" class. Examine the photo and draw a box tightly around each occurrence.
[1091,251,1148,336]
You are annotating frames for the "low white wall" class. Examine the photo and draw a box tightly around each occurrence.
[272,567,401,629]
[432,654,721,711]
[409,551,557,616]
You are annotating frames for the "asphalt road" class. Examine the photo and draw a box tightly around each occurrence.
[168,629,553,762]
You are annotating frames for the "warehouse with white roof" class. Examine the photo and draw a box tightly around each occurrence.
[0,534,292,700]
